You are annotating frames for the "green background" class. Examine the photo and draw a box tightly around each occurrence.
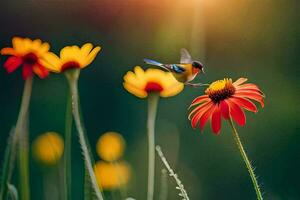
[0,0,299,199]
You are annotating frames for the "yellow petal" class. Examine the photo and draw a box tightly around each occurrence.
[123,82,147,98]
[40,52,61,73]
[12,37,25,54]
[82,46,101,67]
[123,71,145,89]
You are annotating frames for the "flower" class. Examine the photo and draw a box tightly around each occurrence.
[96,132,125,162]
[188,78,264,134]
[32,132,64,165]
[123,66,184,98]
[41,43,101,73]
[94,161,131,190]
[1,37,50,79]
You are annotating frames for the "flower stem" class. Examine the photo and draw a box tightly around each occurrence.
[64,94,73,200]
[65,69,104,200]
[147,93,159,200]
[229,118,263,200]
[17,77,33,200]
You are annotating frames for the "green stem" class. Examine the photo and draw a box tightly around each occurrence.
[64,94,73,200]
[65,69,104,200]
[0,127,16,200]
[17,77,33,200]
[229,118,263,200]
[147,93,159,200]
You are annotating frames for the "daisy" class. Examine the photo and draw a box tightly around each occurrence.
[189,78,264,134]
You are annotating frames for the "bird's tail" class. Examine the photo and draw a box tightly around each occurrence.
[143,58,163,66]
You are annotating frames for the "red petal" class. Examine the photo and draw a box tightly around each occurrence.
[234,92,264,107]
[33,64,49,79]
[22,64,33,80]
[220,100,230,119]
[188,100,212,120]
[211,106,222,134]
[231,96,258,113]
[191,101,213,129]
[238,88,264,96]
[189,95,209,108]
[236,83,260,90]
[233,78,248,86]
[226,99,246,126]
[3,56,22,73]
[200,104,216,131]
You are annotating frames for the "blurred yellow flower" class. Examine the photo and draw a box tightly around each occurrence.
[94,161,130,190]
[40,43,101,73]
[123,66,184,98]
[1,37,50,79]
[32,132,64,165]
[96,132,125,162]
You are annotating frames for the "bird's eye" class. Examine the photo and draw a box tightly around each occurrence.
[192,61,203,69]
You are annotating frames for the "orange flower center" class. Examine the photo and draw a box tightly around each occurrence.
[205,78,235,103]
[61,61,81,72]
[23,52,38,65]
[145,81,163,93]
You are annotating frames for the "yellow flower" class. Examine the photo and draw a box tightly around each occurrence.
[123,66,184,98]
[96,132,125,162]
[0,37,50,79]
[41,43,101,73]
[94,161,130,190]
[32,132,64,165]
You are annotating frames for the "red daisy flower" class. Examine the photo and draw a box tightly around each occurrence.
[188,78,265,134]
[1,37,50,80]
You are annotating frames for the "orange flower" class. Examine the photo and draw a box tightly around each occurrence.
[1,37,50,79]
[189,78,264,134]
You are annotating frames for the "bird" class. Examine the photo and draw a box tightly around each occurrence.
[143,48,207,87]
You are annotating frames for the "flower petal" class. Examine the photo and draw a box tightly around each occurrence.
[233,77,248,86]
[189,95,210,108]
[123,82,147,98]
[3,56,22,73]
[33,64,49,79]
[234,92,264,107]
[188,100,212,120]
[40,52,61,72]
[236,83,261,90]
[211,105,222,134]
[1,47,17,56]
[22,64,33,80]
[226,99,246,126]
[231,96,258,113]
[200,104,216,131]
[83,46,101,67]
[220,100,230,119]
[190,101,213,129]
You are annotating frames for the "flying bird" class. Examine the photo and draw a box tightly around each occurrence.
[144,48,207,87]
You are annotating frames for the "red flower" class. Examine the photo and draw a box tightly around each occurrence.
[1,37,50,79]
[188,78,265,134]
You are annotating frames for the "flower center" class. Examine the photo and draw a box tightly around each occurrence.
[205,78,235,103]
[145,81,163,93]
[61,61,81,72]
[23,52,38,65]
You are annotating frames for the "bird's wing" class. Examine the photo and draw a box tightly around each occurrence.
[168,64,186,73]
[180,48,193,64]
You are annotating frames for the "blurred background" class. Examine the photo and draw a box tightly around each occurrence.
[0,0,299,199]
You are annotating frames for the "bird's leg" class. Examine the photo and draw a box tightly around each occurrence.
[185,82,209,87]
